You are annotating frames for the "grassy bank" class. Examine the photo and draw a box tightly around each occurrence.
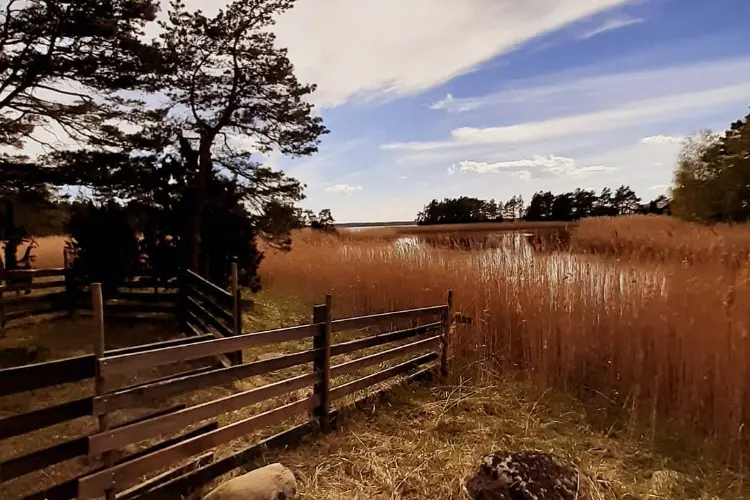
[261,225,750,466]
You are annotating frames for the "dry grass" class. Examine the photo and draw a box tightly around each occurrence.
[571,215,750,264]
[281,378,746,499]
[261,225,750,467]
[0,235,68,269]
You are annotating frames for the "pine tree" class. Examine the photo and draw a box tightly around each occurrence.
[151,0,328,270]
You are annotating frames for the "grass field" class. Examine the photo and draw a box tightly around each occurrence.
[262,216,750,470]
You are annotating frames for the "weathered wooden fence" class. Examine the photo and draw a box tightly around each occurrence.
[0,282,455,499]
[0,265,244,347]
[0,270,182,336]
[182,267,243,365]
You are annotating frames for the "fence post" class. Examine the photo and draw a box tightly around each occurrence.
[91,283,115,500]
[230,261,243,365]
[0,284,5,338]
[312,295,332,432]
[178,268,188,334]
[441,290,454,378]
[63,249,78,320]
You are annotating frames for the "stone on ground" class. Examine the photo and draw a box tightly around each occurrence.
[204,463,299,500]
[464,451,588,500]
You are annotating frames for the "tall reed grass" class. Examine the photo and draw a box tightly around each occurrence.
[572,215,750,265]
[261,224,750,461]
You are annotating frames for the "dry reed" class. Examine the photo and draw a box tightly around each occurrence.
[572,215,750,264]
[261,223,750,464]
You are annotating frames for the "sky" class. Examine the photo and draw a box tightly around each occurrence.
[8,0,749,223]
[244,0,749,222]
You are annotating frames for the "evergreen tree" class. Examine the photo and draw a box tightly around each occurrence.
[0,0,160,150]
[150,0,328,270]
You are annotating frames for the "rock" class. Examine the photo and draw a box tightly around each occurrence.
[648,469,684,496]
[464,451,588,500]
[204,463,299,500]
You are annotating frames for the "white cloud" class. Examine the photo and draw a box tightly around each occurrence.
[448,84,750,145]
[429,92,482,113]
[447,165,457,175]
[511,170,532,181]
[380,140,458,152]
[641,135,685,145]
[325,183,364,194]
[429,93,454,110]
[458,155,615,177]
[422,57,750,114]
[265,0,631,107]
[577,15,644,40]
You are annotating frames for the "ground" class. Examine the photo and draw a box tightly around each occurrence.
[1,290,747,499]
[279,379,745,499]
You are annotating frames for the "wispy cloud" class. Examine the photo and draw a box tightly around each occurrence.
[429,92,482,112]
[641,135,685,145]
[403,84,750,148]
[577,15,644,40]
[263,0,632,107]
[325,183,364,194]
[429,93,454,110]
[422,56,750,115]
[458,155,616,177]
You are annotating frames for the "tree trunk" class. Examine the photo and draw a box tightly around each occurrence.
[186,139,213,272]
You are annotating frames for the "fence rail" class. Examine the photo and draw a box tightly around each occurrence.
[0,277,456,500]
[0,266,182,336]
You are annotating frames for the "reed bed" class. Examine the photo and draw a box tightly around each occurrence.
[572,215,750,265]
[341,220,575,242]
[261,226,750,463]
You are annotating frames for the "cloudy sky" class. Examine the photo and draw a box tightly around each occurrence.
[158,2,750,221]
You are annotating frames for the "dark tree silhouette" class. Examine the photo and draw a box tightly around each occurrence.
[415,186,668,224]
[0,0,160,150]
[417,197,502,225]
[152,0,328,270]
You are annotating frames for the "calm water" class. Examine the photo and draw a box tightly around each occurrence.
[342,232,667,301]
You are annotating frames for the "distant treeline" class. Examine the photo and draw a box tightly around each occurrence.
[417,186,670,225]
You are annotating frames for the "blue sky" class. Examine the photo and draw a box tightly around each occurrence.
[254,0,750,222]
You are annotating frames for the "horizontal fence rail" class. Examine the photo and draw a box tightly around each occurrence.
[94,349,318,414]
[77,396,318,498]
[0,268,184,342]
[99,323,319,377]
[0,268,66,280]
[330,305,446,332]
[185,270,233,308]
[21,422,219,500]
[0,404,186,483]
[88,372,319,455]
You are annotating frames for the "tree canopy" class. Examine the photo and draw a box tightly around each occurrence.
[672,113,750,223]
[417,186,658,225]
[0,0,331,290]
[0,0,160,150]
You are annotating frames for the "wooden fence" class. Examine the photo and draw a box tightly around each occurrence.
[181,267,243,365]
[0,265,245,347]
[0,269,182,336]
[0,283,455,499]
